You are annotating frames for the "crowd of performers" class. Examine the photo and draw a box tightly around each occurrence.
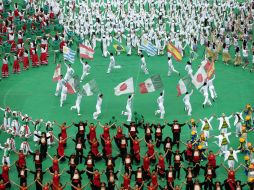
[1,0,254,79]
[0,104,253,190]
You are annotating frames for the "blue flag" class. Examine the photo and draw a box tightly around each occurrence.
[139,38,157,56]
[63,46,76,63]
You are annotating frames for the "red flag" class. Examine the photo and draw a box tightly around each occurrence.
[52,64,61,82]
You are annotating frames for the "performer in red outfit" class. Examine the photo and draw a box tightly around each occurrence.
[40,46,48,65]
[12,55,20,74]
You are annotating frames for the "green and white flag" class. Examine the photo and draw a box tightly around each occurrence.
[82,80,99,96]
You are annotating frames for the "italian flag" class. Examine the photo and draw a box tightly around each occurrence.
[52,64,61,81]
[80,44,95,60]
[82,80,99,96]
[139,75,163,94]
[114,77,134,96]
[177,77,192,96]
[66,75,80,94]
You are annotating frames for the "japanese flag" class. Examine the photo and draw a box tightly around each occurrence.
[114,77,134,96]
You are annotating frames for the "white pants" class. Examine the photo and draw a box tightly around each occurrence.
[55,83,62,96]
[60,93,67,107]
[3,117,11,129]
[11,120,19,133]
[141,64,149,74]
[80,71,89,81]
[168,67,179,76]
[155,103,165,119]
[93,105,101,119]
[103,47,108,57]
[235,123,242,137]
[203,93,212,106]
[71,100,81,114]
[221,128,228,134]
[203,130,210,138]
[228,160,235,169]
[2,156,10,166]
[220,144,228,155]
[123,106,132,122]
[127,46,131,55]
[184,102,192,116]
[107,64,121,73]
[209,86,217,99]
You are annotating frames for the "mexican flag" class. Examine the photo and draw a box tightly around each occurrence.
[177,77,192,96]
[82,80,99,96]
[139,75,163,94]
[114,77,134,96]
[52,64,61,81]
[192,66,208,89]
[66,75,80,94]
[79,44,95,60]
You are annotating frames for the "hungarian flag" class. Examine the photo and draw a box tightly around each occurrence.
[203,60,215,79]
[192,66,208,89]
[167,42,183,62]
[52,64,61,81]
[79,44,95,60]
[177,77,192,96]
[82,80,99,96]
[139,75,163,94]
[66,75,80,94]
[114,77,134,96]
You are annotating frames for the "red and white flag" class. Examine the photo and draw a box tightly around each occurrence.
[176,77,192,96]
[52,64,61,81]
[79,44,95,60]
[66,76,79,94]
[114,77,134,96]
[192,66,208,89]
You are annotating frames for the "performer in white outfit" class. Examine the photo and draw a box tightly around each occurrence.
[233,112,243,137]
[107,53,121,73]
[207,75,217,101]
[70,92,83,115]
[183,90,193,116]
[167,57,180,77]
[64,62,74,81]
[55,75,64,96]
[60,83,68,107]
[20,139,33,155]
[185,61,193,77]
[80,59,91,82]
[122,94,134,122]
[214,132,231,156]
[93,93,103,120]
[200,82,212,108]
[200,116,214,138]
[0,107,11,130]
[155,90,165,119]
[223,148,240,169]
[140,54,149,75]
[217,113,232,133]
[0,143,11,166]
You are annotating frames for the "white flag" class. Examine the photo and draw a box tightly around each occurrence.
[114,77,134,96]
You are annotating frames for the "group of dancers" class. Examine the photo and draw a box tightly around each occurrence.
[0,104,253,190]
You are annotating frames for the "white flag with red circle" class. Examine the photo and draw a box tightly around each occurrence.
[192,66,208,89]
[114,77,134,96]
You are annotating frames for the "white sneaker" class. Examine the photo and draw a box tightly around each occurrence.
[121,111,124,115]
[78,113,81,116]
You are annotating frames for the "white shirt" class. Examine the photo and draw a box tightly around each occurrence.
[96,96,103,107]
